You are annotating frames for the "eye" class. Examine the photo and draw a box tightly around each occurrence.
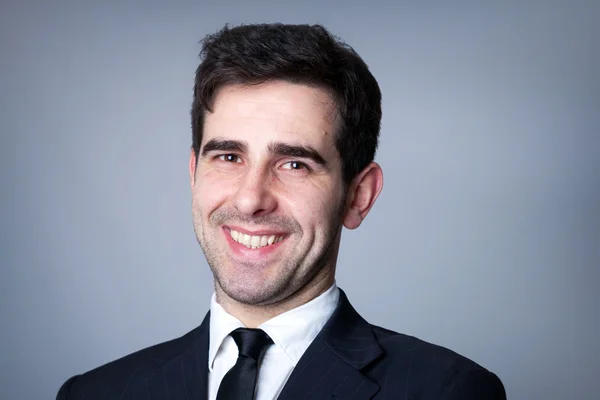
[281,161,309,171]
[218,154,242,163]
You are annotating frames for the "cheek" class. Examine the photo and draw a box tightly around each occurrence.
[280,185,340,230]
[193,171,237,213]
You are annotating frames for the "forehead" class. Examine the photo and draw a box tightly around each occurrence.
[203,81,339,149]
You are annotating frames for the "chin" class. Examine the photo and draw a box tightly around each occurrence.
[223,287,271,306]
[219,276,291,306]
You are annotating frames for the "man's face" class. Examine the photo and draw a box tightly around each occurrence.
[190,81,347,306]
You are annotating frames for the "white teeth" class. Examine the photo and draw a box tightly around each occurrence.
[229,229,284,249]
[242,234,251,246]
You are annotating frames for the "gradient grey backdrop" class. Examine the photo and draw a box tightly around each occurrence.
[1,1,599,399]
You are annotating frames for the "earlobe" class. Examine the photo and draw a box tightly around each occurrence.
[342,162,384,230]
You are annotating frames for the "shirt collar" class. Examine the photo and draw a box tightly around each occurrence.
[208,294,245,371]
[208,283,339,370]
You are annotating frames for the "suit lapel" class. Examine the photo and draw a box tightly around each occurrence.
[145,312,211,400]
[142,289,381,399]
[277,289,382,400]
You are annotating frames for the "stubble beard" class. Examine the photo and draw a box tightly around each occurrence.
[191,204,345,307]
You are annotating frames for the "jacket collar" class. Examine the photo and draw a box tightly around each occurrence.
[145,312,210,399]
[277,288,383,400]
[150,288,382,399]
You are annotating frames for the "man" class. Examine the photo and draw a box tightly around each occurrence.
[57,23,506,399]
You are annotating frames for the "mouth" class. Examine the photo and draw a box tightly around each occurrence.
[224,227,287,250]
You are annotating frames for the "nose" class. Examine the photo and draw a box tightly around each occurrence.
[232,170,277,217]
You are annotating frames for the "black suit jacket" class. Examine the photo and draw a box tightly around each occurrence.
[57,290,506,399]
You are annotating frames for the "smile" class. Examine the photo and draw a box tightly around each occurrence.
[229,228,285,249]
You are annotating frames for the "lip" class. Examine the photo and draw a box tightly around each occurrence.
[222,226,287,260]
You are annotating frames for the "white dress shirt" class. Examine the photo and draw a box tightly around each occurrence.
[207,284,340,400]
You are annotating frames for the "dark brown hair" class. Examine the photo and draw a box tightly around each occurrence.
[191,23,382,184]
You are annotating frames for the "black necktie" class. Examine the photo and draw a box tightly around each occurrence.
[216,328,273,400]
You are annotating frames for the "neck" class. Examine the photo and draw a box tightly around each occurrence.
[215,268,335,328]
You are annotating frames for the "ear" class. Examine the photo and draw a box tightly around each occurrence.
[342,162,384,230]
[189,148,197,188]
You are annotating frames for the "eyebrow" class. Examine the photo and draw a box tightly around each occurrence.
[201,139,247,156]
[201,138,328,168]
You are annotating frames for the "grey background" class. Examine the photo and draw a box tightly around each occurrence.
[1,1,599,399]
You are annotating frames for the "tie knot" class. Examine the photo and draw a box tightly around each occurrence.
[230,328,273,360]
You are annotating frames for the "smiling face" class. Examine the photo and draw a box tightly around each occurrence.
[190,81,348,308]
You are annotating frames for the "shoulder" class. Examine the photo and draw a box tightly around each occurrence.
[56,324,205,400]
[371,324,477,370]
[367,325,506,399]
